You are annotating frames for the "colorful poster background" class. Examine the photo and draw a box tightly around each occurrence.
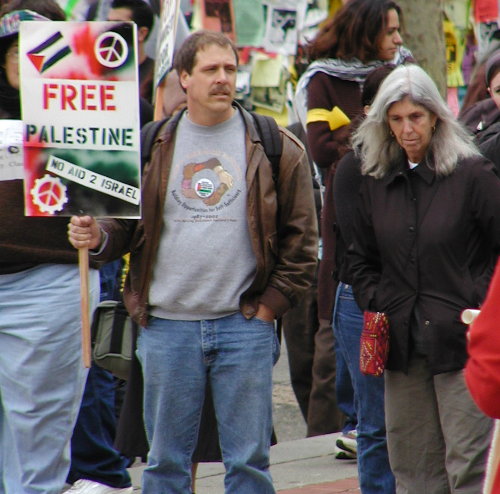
[19,20,141,218]
[200,0,236,42]
[154,0,180,89]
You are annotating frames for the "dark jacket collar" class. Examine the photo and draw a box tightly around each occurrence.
[382,154,436,186]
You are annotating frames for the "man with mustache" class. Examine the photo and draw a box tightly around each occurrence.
[68,30,318,494]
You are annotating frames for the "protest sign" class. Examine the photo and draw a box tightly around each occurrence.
[19,20,141,218]
[0,120,23,181]
[153,0,180,91]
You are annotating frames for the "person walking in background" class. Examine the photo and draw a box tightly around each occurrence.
[281,120,344,439]
[65,262,134,494]
[460,49,500,137]
[294,0,411,458]
[0,5,101,493]
[458,39,500,118]
[350,63,500,493]
[460,50,500,173]
[64,4,154,488]
[332,64,396,493]
[68,30,318,494]
[107,0,155,103]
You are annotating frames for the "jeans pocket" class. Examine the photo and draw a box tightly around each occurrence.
[339,283,355,301]
[254,315,275,324]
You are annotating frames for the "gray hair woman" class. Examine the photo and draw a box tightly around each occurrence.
[349,63,500,493]
[353,63,480,177]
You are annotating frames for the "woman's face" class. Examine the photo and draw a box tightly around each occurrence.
[377,9,403,61]
[488,70,500,110]
[4,40,20,89]
[387,96,438,163]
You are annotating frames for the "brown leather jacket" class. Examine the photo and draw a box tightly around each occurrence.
[97,105,318,327]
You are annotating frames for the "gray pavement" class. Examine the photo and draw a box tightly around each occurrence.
[127,340,358,492]
[128,433,358,492]
[272,337,307,442]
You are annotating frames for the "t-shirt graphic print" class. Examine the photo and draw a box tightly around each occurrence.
[148,111,257,321]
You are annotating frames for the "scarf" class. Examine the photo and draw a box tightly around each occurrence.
[294,46,413,127]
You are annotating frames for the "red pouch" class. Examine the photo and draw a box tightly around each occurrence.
[359,311,390,376]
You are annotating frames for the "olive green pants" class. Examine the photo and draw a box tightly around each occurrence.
[385,356,492,494]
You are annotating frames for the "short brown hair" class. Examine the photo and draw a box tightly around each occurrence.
[174,30,238,76]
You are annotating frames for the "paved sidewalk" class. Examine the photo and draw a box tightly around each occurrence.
[279,477,360,493]
[128,433,360,493]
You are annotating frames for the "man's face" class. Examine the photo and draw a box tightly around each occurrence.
[179,44,237,125]
[108,7,149,44]
[107,7,133,22]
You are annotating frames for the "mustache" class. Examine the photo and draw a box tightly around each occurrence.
[210,86,231,95]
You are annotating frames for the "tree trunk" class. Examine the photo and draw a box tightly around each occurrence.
[397,0,447,96]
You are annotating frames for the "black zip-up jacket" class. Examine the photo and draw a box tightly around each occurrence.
[349,155,500,374]
[332,150,362,285]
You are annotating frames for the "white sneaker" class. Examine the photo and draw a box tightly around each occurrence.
[64,479,133,493]
[336,429,358,456]
[334,444,357,460]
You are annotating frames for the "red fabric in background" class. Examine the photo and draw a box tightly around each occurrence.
[474,0,498,23]
[465,258,500,418]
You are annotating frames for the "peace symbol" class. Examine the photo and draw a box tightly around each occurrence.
[95,31,129,69]
[31,175,68,214]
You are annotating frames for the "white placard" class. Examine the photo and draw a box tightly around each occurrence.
[0,120,23,181]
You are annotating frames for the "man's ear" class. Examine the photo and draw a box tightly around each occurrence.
[137,26,149,43]
[179,70,189,91]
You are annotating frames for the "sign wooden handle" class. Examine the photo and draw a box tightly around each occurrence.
[79,247,91,368]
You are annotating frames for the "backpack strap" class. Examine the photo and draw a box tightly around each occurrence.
[141,113,283,178]
[140,117,168,169]
[250,112,282,183]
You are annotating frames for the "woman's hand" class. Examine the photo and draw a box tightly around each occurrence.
[67,215,102,250]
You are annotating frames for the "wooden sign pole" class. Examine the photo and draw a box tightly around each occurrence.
[79,246,91,368]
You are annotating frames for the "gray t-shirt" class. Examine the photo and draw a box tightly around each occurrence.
[149,111,257,320]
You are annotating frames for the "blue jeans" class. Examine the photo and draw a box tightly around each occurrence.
[333,283,395,494]
[334,331,357,433]
[68,260,131,488]
[98,259,123,302]
[68,365,132,488]
[0,264,99,494]
[137,312,279,494]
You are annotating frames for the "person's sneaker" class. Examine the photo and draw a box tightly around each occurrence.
[64,479,133,493]
[334,444,357,460]
[336,429,358,456]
